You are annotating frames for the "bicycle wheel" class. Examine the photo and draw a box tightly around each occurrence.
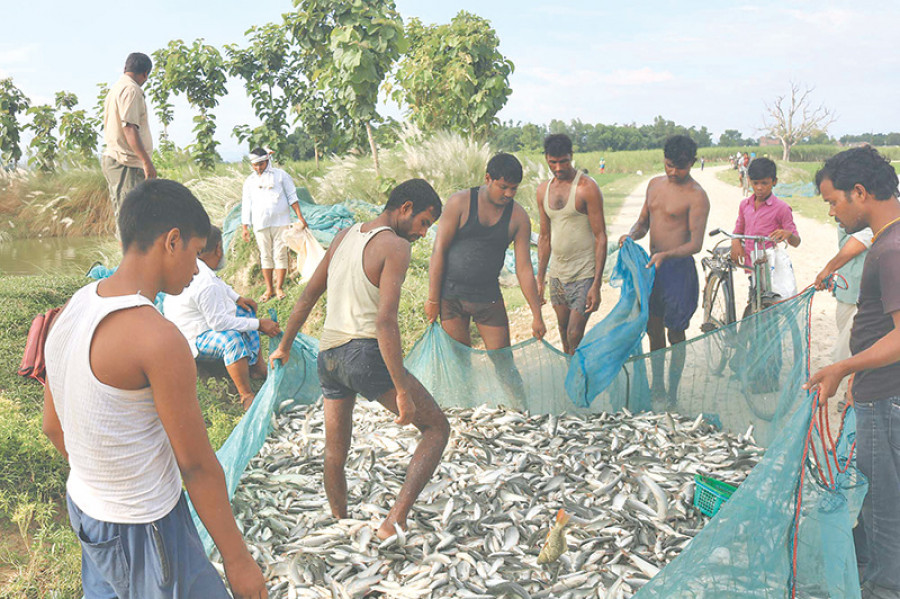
[701,273,734,375]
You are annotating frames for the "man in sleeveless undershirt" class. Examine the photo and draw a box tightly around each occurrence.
[270,179,449,540]
[536,134,607,355]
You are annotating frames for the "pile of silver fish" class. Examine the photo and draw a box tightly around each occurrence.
[213,401,762,598]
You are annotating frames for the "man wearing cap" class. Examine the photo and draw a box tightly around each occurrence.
[101,52,157,222]
[241,148,307,301]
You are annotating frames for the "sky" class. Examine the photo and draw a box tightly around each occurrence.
[2,0,898,162]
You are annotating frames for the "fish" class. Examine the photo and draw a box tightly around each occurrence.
[537,509,571,564]
[213,400,762,598]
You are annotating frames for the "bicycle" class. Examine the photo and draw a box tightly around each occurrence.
[700,228,780,374]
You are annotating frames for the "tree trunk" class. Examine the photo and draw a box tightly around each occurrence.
[314,142,319,170]
[366,121,380,177]
[782,141,790,162]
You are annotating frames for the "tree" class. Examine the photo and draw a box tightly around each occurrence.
[762,82,836,161]
[26,104,58,172]
[152,39,227,170]
[55,91,98,164]
[227,22,307,156]
[288,0,406,175]
[0,78,30,168]
[718,129,754,147]
[294,88,337,169]
[390,11,513,140]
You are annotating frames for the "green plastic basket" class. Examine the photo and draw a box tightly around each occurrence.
[693,474,738,517]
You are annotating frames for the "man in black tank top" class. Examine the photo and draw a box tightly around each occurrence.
[426,153,546,401]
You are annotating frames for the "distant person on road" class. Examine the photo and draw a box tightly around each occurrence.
[599,157,606,174]
[241,147,307,302]
[729,157,800,279]
[805,146,900,599]
[269,179,450,541]
[536,134,607,355]
[43,180,267,598]
[619,135,710,403]
[163,226,281,410]
[426,153,546,394]
[700,157,705,171]
[101,52,157,225]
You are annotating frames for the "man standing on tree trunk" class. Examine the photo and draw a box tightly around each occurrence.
[536,133,607,355]
[101,52,157,227]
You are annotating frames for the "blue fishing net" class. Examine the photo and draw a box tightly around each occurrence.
[189,329,321,552]
[221,188,359,253]
[194,222,864,596]
[775,181,819,198]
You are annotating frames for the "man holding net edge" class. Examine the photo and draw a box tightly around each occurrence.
[804,146,900,599]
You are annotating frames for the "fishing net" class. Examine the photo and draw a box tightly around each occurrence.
[775,181,819,198]
[221,188,358,253]
[193,225,865,597]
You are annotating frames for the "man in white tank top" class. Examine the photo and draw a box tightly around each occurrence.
[43,180,267,598]
[536,133,608,355]
[270,179,450,541]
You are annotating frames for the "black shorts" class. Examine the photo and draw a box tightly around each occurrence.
[317,339,394,401]
[440,297,509,327]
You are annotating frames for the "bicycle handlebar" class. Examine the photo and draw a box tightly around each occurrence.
[708,228,772,243]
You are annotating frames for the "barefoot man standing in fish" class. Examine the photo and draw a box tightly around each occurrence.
[270,179,450,539]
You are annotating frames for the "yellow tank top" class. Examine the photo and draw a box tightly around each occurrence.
[320,223,392,351]
[544,170,596,282]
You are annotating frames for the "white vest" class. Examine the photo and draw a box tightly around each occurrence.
[319,223,391,351]
[45,281,182,523]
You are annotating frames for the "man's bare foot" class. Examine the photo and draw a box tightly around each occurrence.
[376,519,406,541]
[240,394,255,411]
[275,289,287,300]
[259,290,274,303]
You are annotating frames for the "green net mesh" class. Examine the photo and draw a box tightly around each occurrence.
[190,229,864,597]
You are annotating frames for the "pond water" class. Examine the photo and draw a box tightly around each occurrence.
[0,237,120,276]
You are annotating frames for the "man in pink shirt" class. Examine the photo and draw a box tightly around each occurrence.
[729,157,801,267]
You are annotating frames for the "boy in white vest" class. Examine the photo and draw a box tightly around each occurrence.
[43,179,266,598]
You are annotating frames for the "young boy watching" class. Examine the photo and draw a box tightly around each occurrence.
[730,157,801,269]
[43,180,267,598]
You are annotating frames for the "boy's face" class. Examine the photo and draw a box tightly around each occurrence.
[751,177,777,201]
[166,233,205,294]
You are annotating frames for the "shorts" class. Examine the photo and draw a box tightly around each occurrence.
[440,297,508,327]
[67,492,229,599]
[549,277,593,315]
[194,305,260,366]
[649,255,699,332]
[255,225,290,269]
[318,338,394,401]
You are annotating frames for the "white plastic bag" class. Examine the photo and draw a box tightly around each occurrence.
[765,246,797,299]
[283,223,325,282]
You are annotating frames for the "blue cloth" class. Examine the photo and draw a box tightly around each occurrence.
[565,239,654,408]
[854,397,900,596]
[194,305,260,366]
[648,255,698,331]
[67,492,228,599]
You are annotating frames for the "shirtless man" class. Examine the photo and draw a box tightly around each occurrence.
[536,133,607,355]
[619,135,710,402]
[270,179,450,540]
